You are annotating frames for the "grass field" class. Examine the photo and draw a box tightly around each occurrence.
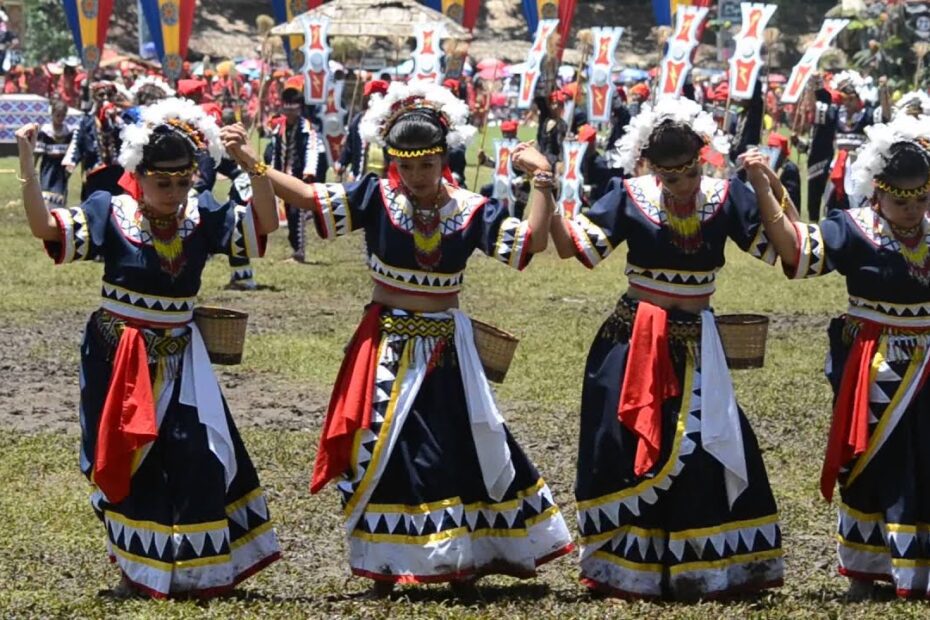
[0,143,923,620]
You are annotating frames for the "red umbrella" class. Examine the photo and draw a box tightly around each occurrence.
[768,73,787,85]
[477,64,510,81]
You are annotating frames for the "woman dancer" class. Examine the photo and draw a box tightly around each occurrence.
[750,114,930,600]
[15,98,281,598]
[543,97,785,600]
[261,81,574,596]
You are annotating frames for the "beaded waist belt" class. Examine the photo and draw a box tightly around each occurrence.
[379,314,456,339]
[600,297,703,344]
[843,315,930,343]
[94,310,191,358]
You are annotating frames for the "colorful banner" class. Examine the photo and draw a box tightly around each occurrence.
[558,140,587,218]
[522,0,559,37]
[271,0,326,70]
[517,18,559,109]
[492,138,518,216]
[652,0,712,27]
[298,15,332,103]
[419,0,480,30]
[657,4,709,99]
[728,3,777,101]
[318,77,346,166]
[62,0,115,72]
[138,0,196,81]
[780,18,849,104]
[586,27,624,122]
[412,23,446,83]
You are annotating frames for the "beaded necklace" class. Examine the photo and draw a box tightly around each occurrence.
[891,220,930,286]
[661,187,702,254]
[139,203,186,278]
[407,186,445,271]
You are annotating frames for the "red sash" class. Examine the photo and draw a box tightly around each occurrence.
[829,150,849,201]
[93,326,158,503]
[820,321,880,501]
[310,304,384,493]
[618,302,681,476]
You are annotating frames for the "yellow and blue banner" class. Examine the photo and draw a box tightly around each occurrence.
[139,0,196,80]
[272,0,327,69]
[62,0,114,72]
[522,0,559,37]
[652,0,711,27]
[418,0,480,30]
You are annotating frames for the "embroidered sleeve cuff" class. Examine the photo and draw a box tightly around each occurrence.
[309,183,352,239]
[493,218,533,270]
[747,225,778,265]
[786,221,828,279]
[43,207,87,264]
[565,214,613,269]
[230,205,267,259]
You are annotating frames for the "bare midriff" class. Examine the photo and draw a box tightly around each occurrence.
[371,283,460,313]
[626,286,712,314]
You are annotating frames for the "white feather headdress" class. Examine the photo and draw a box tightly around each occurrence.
[118,97,225,173]
[895,90,930,118]
[849,114,930,197]
[617,96,730,172]
[830,70,869,101]
[129,75,176,103]
[359,80,476,150]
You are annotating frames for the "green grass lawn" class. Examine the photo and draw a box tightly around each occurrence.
[0,152,923,619]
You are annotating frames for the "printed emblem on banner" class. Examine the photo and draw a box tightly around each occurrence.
[413,23,446,83]
[82,45,100,70]
[559,141,587,218]
[658,6,709,98]
[587,27,623,122]
[300,16,332,103]
[781,18,849,103]
[446,5,463,21]
[540,0,558,19]
[160,1,179,26]
[518,18,559,109]
[164,54,183,79]
[727,3,777,100]
[80,0,98,19]
[289,0,305,17]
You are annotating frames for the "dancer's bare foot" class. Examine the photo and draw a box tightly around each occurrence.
[844,578,874,602]
[110,574,141,599]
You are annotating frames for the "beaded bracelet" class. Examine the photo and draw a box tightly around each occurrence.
[249,162,269,177]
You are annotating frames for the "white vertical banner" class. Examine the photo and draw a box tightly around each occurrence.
[727,3,777,100]
[413,23,446,84]
[318,76,346,167]
[781,19,850,104]
[558,140,587,218]
[657,5,709,99]
[299,15,332,104]
[587,27,624,122]
[492,138,518,215]
[518,18,560,109]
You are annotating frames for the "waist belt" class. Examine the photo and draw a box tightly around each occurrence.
[379,314,456,339]
[94,310,190,358]
[601,297,702,344]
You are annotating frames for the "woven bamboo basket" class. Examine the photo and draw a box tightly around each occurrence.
[716,314,770,369]
[194,306,249,365]
[472,319,519,383]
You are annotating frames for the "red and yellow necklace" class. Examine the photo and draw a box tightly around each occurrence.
[138,203,186,278]
[661,187,702,254]
[891,220,930,286]
[407,185,445,271]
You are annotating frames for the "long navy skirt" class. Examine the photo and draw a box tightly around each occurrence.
[575,297,783,600]
[79,311,280,598]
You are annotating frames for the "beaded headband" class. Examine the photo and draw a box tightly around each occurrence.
[874,177,930,199]
[651,155,701,174]
[386,145,445,159]
[141,161,199,177]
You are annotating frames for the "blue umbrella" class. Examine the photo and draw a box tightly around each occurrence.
[615,68,649,83]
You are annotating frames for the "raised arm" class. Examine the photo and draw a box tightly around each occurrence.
[220,124,279,235]
[15,123,58,241]
[511,142,555,254]
[741,150,800,268]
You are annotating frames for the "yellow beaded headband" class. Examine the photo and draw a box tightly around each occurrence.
[387,145,445,159]
[651,155,701,174]
[874,177,930,199]
[142,162,199,177]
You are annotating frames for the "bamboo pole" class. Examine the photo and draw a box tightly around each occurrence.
[471,59,501,191]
